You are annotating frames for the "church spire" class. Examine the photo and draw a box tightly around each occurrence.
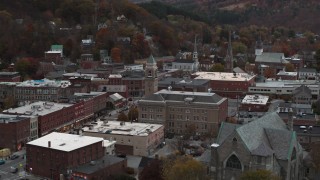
[255,33,263,56]
[193,34,199,72]
[225,31,233,73]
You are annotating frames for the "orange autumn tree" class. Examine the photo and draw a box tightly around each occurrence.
[111,47,121,63]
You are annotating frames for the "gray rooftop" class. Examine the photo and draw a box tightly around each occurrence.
[217,112,298,160]
[299,68,317,73]
[158,77,209,87]
[74,155,125,174]
[142,89,226,104]
[255,52,287,64]
[0,114,31,123]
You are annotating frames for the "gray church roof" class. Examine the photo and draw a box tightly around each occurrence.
[217,112,298,160]
[147,54,156,64]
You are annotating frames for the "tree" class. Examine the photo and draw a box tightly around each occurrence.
[210,63,224,72]
[240,169,281,180]
[117,112,129,122]
[184,123,196,140]
[162,156,208,180]
[263,67,275,78]
[111,47,122,63]
[128,107,139,121]
[285,63,295,72]
[139,159,163,180]
[3,96,15,109]
[232,42,248,54]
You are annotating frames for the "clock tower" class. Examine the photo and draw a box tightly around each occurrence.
[144,54,158,97]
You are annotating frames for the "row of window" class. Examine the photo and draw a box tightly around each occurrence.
[16,89,57,94]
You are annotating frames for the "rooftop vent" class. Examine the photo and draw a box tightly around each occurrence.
[59,143,66,146]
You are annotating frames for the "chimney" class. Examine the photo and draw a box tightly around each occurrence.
[48,141,51,148]
[211,143,220,180]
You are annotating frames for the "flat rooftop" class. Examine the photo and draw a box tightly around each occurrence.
[255,80,318,88]
[63,73,98,78]
[3,101,73,116]
[0,72,20,76]
[193,72,255,82]
[82,120,163,136]
[27,132,104,152]
[16,79,71,88]
[242,94,269,105]
[0,114,31,123]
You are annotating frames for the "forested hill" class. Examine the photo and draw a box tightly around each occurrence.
[0,0,214,66]
[138,0,320,34]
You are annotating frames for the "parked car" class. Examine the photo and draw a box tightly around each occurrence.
[0,159,5,165]
[10,154,19,160]
[10,167,18,173]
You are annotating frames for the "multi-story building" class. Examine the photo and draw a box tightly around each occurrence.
[82,120,164,156]
[248,80,319,99]
[0,82,18,104]
[240,94,269,112]
[3,101,74,136]
[0,114,37,151]
[44,45,63,65]
[298,68,317,80]
[72,92,108,118]
[0,72,21,82]
[138,89,228,136]
[15,79,71,105]
[192,72,256,99]
[26,132,107,179]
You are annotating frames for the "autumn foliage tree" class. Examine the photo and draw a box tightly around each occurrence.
[162,156,208,180]
[139,159,163,180]
[285,63,295,72]
[111,47,122,63]
[117,112,129,122]
[210,63,224,72]
[128,107,139,121]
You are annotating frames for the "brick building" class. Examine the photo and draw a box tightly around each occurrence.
[192,72,256,99]
[14,79,71,105]
[0,114,37,151]
[26,132,106,179]
[3,101,74,136]
[0,82,17,104]
[82,120,164,156]
[0,72,21,82]
[138,89,228,136]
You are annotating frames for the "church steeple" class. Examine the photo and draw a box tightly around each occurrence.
[255,34,263,56]
[193,35,199,72]
[225,31,233,73]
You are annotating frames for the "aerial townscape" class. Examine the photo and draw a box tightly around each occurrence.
[1,0,320,180]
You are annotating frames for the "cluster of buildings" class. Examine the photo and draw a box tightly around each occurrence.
[2,32,320,180]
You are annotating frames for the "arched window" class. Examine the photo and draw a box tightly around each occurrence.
[226,154,242,169]
[291,148,297,160]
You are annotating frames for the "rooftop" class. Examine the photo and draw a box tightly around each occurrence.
[141,89,226,104]
[0,72,20,76]
[242,94,269,105]
[74,155,125,174]
[255,52,287,63]
[277,71,297,76]
[63,73,98,78]
[27,132,104,152]
[82,120,163,136]
[16,79,71,88]
[255,79,318,88]
[0,114,31,123]
[158,77,209,87]
[3,101,73,116]
[193,72,255,82]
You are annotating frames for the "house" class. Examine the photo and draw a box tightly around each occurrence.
[255,52,289,76]
[298,68,317,80]
[211,112,303,180]
[292,85,312,104]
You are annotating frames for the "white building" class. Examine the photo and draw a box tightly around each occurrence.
[82,120,164,156]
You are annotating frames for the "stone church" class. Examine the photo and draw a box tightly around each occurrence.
[211,112,303,180]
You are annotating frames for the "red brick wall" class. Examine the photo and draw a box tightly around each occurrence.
[0,118,30,151]
[27,141,104,179]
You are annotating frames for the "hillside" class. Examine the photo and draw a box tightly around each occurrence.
[145,0,320,34]
[0,0,214,67]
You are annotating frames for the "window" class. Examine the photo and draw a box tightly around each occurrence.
[226,155,242,169]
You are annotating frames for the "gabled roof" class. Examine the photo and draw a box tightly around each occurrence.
[217,112,299,160]
[293,85,312,96]
[255,52,287,64]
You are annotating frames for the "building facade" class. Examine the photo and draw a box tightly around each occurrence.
[138,89,228,136]
[211,112,303,180]
[0,72,21,82]
[82,120,164,157]
[0,114,33,151]
[193,72,256,99]
[26,132,105,179]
